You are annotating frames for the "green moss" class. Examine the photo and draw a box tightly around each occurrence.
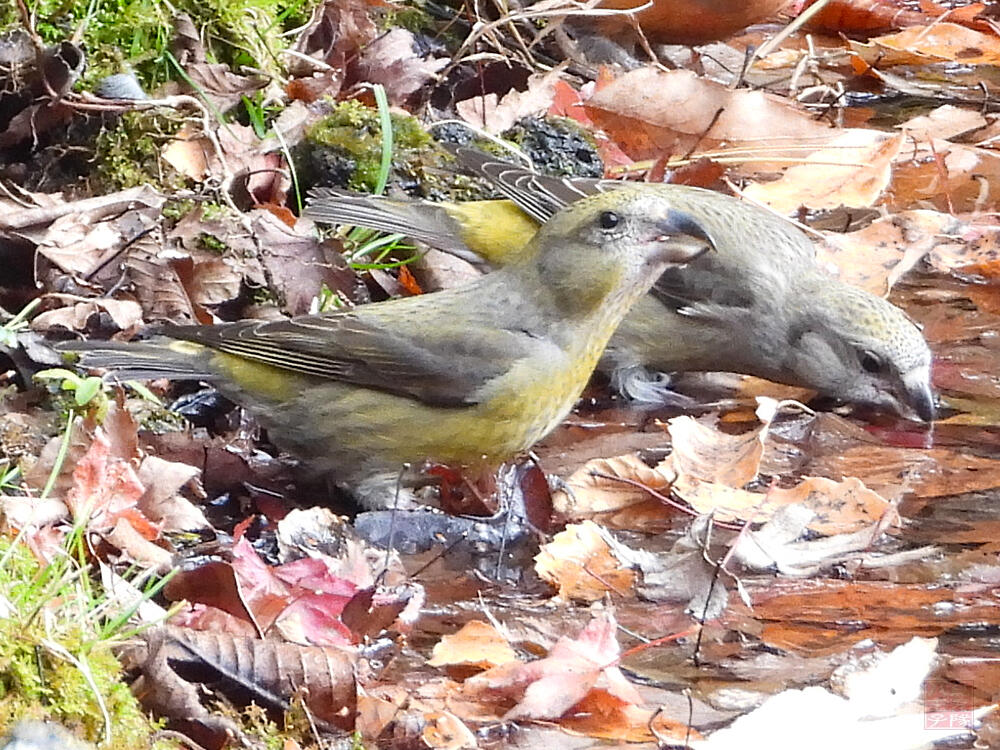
[162,199,197,222]
[379,6,435,35]
[240,703,311,750]
[4,0,319,90]
[34,386,82,427]
[0,539,173,748]
[128,396,188,433]
[93,111,187,193]
[303,100,431,193]
[299,100,490,203]
[198,232,229,254]
[162,203,238,248]
[251,286,280,306]
[298,106,602,206]
[199,202,236,222]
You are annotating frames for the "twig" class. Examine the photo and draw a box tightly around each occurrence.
[742,0,836,81]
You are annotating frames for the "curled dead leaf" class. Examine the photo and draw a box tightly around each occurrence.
[667,415,765,487]
[554,453,673,518]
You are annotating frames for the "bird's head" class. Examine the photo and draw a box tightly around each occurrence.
[533,188,716,314]
[785,280,934,422]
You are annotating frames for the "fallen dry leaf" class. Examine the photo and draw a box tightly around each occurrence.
[290,0,378,79]
[419,711,477,750]
[105,516,173,571]
[763,476,891,535]
[670,474,891,533]
[428,620,518,672]
[742,130,904,213]
[534,520,637,601]
[136,455,209,533]
[457,68,563,135]
[356,686,407,742]
[355,28,447,105]
[63,427,151,536]
[867,22,1000,66]
[464,609,642,721]
[554,452,673,518]
[804,0,938,35]
[253,209,365,315]
[30,298,144,333]
[667,415,765,487]
[167,538,354,645]
[897,104,987,143]
[124,625,357,734]
[729,503,908,576]
[632,516,730,619]
[816,209,961,295]
[891,138,1000,214]
[181,62,267,114]
[560,689,703,743]
[123,232,201,324]
[582,68,834,163]
[161,123,210,180]
[552,407,893,533]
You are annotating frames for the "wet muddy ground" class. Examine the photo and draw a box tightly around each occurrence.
[377,269,1000,747]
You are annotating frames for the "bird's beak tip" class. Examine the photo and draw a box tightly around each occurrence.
[913,388,936,423]
[652,236,713,265]
[902,374,936,423]
[653,208,716,264]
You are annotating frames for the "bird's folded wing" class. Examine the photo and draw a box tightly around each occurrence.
[448,146,610,222]
[163,312,535,407]
[649,214,817,315]
[452,146,817,320]
[455,150,761,315]
[649,259,762,315]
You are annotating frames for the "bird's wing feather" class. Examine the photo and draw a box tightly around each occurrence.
[163,307,539,407]
[649,200,816,315]
[650,257,762,313]
[449,146,610,222]
[453,147,816,316]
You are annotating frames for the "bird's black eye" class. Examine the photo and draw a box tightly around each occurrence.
[860,351,882,374]
[599,211,620,230]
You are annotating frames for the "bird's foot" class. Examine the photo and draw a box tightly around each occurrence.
[612,365,694,406]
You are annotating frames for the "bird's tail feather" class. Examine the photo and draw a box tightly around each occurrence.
[55,340,214,381]
[304,188,483,264]
[305,187,429,237]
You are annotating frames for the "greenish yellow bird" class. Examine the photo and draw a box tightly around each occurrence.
[60,190,712,508]
[304,148,935,421]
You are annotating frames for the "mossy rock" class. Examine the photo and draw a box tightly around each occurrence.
[298,104,605,205]
[501,116,603,179]
[297,100,478,201]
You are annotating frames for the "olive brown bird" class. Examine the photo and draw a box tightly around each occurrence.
[59,190,713,509]
[304,148,935,422]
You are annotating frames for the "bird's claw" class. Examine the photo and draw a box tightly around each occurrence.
[612,364,694,406]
